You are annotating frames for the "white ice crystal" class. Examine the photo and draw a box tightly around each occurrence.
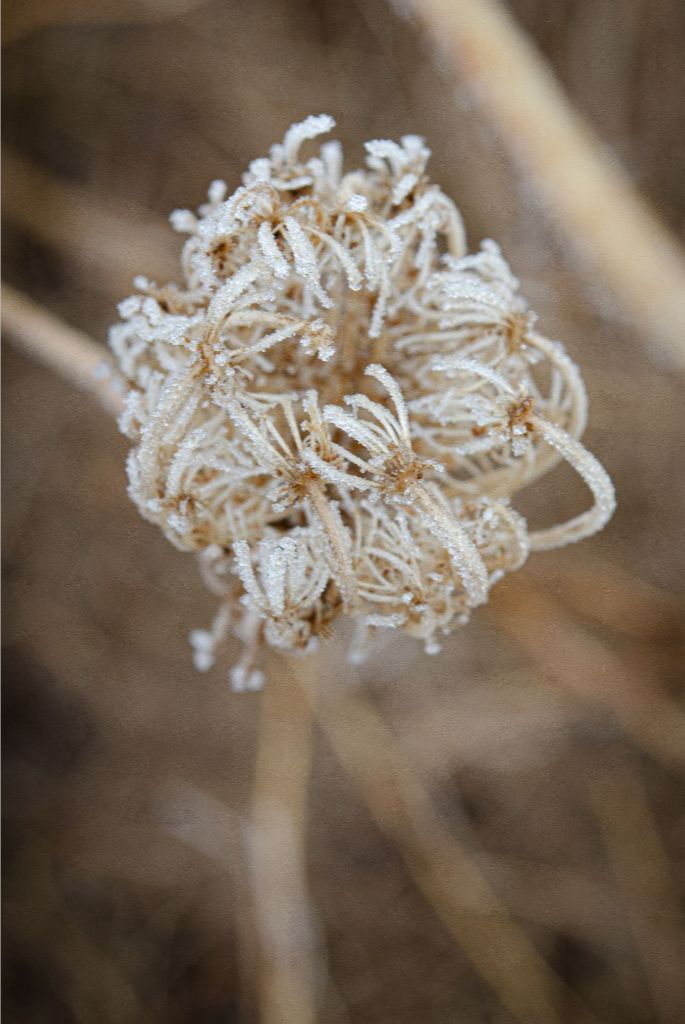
[109,115,615,683]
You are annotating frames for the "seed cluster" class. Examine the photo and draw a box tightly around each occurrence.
[109,115,615,688]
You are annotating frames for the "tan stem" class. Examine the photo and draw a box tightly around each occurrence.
[300,675,600,1024]
[407,0,685,372]
[492,579,685,768]
[589,760,683,1024]
[251,650,321,1024]
[2,283,123,414]
[3,149,177,295]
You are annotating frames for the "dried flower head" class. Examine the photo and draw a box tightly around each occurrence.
[109,114,615,686]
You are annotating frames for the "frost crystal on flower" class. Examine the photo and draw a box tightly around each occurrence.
[109,115,615,685]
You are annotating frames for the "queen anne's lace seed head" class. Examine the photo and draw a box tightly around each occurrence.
[109,115,615,686]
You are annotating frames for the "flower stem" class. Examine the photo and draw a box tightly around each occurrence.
[251,649,322,1024]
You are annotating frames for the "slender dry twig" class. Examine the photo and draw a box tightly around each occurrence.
[2,0,206,48]
[492,579,685,767]
[2,283,122,413]
[589,759,683,1024]
[296,664,601,1024]
[2,149,176,295]
[527,551,681,642]
[405,0,685,372]
[250,650,322,1024]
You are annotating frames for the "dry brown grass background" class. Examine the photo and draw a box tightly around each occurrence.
[2,1,684,1021]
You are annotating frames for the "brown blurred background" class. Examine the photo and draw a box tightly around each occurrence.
[2,1,684,1022]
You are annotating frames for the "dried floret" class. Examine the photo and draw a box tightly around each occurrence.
[110,115,615,686]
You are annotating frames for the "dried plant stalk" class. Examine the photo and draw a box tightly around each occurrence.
[300,670,601,1024]
[407,0,685,371]
[589,761,683,1024]
[251,651,321,1024]
[2,283,122,414]
[492,579,685,768]
[3,150,176,295]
